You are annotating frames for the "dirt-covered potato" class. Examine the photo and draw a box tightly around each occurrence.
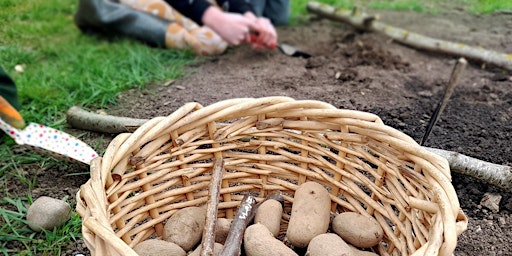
[286,181,331,248]
[331,212,384,248]
[188,242,224,256]
[254,199,283,237]
[133,239,186,256]
[163,206,206,251]
[244,223,298,256]
[348,245,379,256]
[305,233,353,256]
[215,218,232,244]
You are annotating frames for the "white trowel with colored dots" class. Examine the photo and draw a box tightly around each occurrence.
[0,118,99,165]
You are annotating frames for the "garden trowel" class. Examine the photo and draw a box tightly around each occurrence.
[250,33,312,58]
[0,118,98,165]
[276,43,312,58]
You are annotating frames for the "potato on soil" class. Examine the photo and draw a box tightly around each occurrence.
[244,223,298,256]
[133,239,186,256]
[215,218,232,244]
[188,242,224,256]
[254,198,283,237]
[286,181,331,248]
[305,233,354,256]
[332,212,384,248]
[163,206,206,251]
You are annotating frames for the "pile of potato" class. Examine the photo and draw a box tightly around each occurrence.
[133,181,384,256]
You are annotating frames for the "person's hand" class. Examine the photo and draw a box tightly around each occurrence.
[244,12,278,50]
[0,95,25,129]
[202,7,257,45]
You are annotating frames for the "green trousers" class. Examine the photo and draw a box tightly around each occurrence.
[0,66,21,110]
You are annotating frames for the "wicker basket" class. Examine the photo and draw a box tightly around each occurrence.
[77,97,468,256]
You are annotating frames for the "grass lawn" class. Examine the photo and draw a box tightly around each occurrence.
[0,0,510,255]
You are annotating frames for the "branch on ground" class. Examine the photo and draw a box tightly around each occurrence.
[306,1,512,71]
[66,106,148,134]
[425,147,512,191]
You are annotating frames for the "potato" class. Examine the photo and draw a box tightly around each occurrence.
[215,218,232,244]
[244,223,298,256]
[286,181,331,248]
[305,233,354,256]
[133,239,186,256]
[331,212,384,248]
[348,245,379,256]
[163,206,206,251]
[188,242,224,256]
[254,199,283,237]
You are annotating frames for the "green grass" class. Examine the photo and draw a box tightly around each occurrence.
[0,197,82,256]
[367,0,426,12]
[290,0,434,20]
[0,0,195,254]
[0,0,509,255]
[291,0,512,17]
[0,0,194,125]
[470,0,512,13]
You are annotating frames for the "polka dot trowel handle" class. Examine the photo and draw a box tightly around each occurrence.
[0,118,98,164]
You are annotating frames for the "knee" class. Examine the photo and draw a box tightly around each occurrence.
[270,13,289,26]
[266,10,289,26]
[263,0,290,26]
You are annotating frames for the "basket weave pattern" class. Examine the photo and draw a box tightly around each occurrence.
[77,97,468,256]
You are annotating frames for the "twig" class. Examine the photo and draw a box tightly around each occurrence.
[219,192,284,256]
[66,106,149,133]
[220,195,257,256]
[200,158,224,256]
[421,58,467,146]
[306,2,512,71]
[425,147,512,191]
[493,10,512,15]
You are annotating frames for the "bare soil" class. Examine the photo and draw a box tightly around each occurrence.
[7,7,512,256]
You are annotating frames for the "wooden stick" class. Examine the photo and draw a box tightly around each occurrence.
[425,147,512,191]
[66,106,149,133]
[200,158,225,256]
[219,192,284,256]
[220,195,257,256]
[421,58,467,146]
[306,2,512,71]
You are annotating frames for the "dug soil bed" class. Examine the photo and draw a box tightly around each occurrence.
[12,7,512,256]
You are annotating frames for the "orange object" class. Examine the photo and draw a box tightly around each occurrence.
[0,95,26,129]
[250,31,311,58]
[249,33,277,49]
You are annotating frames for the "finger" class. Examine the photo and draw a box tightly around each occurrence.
[243,32,252,44]
[247,22,262,36]
[259,30,274,48]
[229,36,241,45]
[232,25,250,45]
[257,20,276,48]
